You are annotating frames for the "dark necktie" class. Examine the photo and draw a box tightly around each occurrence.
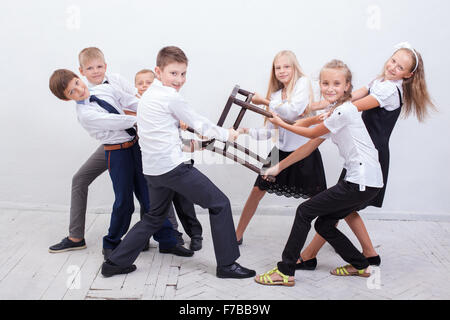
[89,95,136,136]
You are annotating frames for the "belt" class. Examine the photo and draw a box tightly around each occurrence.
[104,137,138,151]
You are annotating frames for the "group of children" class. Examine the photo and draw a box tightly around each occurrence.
[49,48,203,262]
[48,43,434,285]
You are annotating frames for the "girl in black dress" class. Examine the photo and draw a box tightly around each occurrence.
[235,50,327,244]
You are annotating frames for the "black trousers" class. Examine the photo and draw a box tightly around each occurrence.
[172,192,203,238]
[277,180,380,276]
[108,162,240,267]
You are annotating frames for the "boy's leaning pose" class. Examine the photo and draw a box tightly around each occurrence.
[101,46,256,279]
[48,47,143,254]
[48,69,193,260]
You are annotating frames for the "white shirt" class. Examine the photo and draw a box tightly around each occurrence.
[323,101,383,190]
[76,83,138,145]
[366,78,403,111]
[249,77,311,152]
[138,79,229,175]
[87,73,138,97]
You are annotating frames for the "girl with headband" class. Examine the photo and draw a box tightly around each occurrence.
[296,42,435,271]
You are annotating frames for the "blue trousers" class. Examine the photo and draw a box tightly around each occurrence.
[103,142,176,250]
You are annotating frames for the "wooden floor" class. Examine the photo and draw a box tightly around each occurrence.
[0,208,449,300]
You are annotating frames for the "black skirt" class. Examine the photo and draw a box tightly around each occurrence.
[254,147,327,199]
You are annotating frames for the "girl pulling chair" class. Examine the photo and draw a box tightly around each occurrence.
[296,42,435,271]
[235,50,327,245]
[255,59,384,286]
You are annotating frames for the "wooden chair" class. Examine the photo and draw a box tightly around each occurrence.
[186,85,294,181]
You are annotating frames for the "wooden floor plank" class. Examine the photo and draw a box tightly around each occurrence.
[0,209,449,300]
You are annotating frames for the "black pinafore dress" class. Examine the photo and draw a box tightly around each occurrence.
[359,86,403,208]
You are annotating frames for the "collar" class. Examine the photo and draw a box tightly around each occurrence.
[87,74,109,88]
[152,78,177,93]
[380,77,403,87]
[76,97,90,105]
[391,79,403,87]
[152,78,163,88]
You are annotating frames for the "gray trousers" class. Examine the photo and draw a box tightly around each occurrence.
[69,145,199,239]
[109,163,240,267]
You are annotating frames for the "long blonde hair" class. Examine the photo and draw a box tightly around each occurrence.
[264,50,313,124]
[383,48,435,122]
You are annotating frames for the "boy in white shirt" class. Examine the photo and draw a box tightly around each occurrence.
[48,69,194,261]
[101,46,256,279]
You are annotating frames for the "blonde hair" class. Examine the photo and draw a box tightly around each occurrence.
[387,48,435,122]
[78,47,105,67]
[135,69,155,82]
[263,51,313,124]
[320,59,353,107]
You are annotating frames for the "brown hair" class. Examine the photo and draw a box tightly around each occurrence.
[320,59,353,106]
[391,48,435,122]
[156,46,188,70]
[135,69,155,82]
[49,69,79,100]
[78,47,105,67]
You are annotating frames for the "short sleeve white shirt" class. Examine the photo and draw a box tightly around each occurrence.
[323,102,383,189]
[367,78,403,111]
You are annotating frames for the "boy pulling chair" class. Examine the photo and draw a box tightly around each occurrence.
[101,46,256,279]
[48,69,193,260]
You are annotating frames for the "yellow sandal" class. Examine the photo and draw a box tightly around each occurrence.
[330,264,371,278]
[255,267,295,286]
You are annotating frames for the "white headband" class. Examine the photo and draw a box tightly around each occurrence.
[394,41,419,73]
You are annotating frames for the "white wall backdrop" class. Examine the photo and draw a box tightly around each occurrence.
[1,0,449,217]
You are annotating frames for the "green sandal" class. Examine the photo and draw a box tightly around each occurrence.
[255,267,295,286]
[330,264,371,278]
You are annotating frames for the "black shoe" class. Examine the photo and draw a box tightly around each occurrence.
[175,231,185,245]
[102,248,113,261]
[159,244,194,257]
[367,255,381,266]
[237,237,243,246]
[101,260,136,278]
[189,236,203,251]
[142,240,150,252]
[49,237,86,253]
[216,262,256,279]
[295,257,317,270]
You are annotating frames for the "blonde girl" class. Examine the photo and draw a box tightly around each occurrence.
[235,50,327,244]
[297,42,435,271]
[255,60,382,286]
